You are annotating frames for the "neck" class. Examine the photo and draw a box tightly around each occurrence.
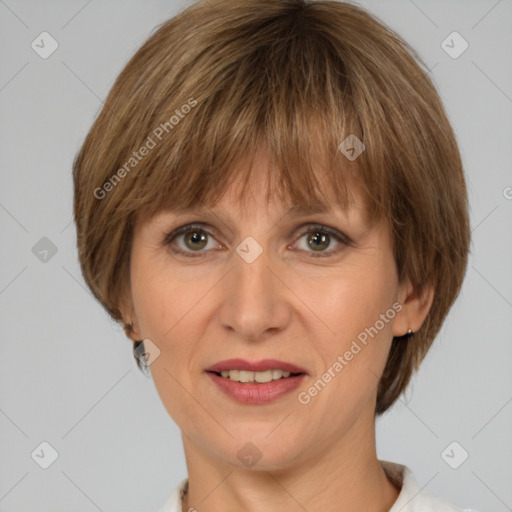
[180,408,400,512]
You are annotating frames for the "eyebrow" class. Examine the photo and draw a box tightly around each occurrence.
[285,204,337,215]
[165,203,337,218]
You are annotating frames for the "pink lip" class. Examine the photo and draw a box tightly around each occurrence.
[206,372,306,404]
[205,358,308,374]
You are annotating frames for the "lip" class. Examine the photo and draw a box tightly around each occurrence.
[205,358,309,374]
[206,372,307,404]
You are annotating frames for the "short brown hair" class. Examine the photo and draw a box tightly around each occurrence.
[72,0,470,414]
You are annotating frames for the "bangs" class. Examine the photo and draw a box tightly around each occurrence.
[122,16,385,228]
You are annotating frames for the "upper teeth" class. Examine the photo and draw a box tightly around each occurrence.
[220,369,293,383]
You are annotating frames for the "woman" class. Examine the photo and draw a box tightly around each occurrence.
[72,0,477,510]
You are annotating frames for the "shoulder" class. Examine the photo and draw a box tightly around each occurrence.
[380,460,481,512]
[157,477,188,512]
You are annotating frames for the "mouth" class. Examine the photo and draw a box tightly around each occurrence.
[205,358,308,404]
[206,368,305,383]
[205,358,308,382]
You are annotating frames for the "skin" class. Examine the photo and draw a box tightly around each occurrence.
[122,148,434,512]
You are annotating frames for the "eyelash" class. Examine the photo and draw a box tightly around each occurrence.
[162,223,351,259]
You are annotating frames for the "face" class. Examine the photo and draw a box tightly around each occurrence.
[125,150,416,471]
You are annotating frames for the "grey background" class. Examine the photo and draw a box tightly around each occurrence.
[1,0,511,510]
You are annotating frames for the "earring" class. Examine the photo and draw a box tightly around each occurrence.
[394,329,414,341]
[124,321,134,333]
[133,339,151,378]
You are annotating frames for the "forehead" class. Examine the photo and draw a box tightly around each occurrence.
[175,146,366,219]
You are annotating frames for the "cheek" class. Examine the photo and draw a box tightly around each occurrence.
[305,255,399,398]
[311,256,398,340]
[129,246,218,364]
[129,245,195,338]
[129,256,204,421]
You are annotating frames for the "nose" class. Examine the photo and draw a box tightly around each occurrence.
[217,242,291,341]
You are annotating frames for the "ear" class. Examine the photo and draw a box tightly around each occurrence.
[118,290,142,342]
[392,278,434,337]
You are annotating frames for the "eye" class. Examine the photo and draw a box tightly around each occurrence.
[162,223,351,258]
[293,224,350,258]
[163,223,220,257]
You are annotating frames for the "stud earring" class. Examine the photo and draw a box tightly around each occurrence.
[395,328,414,340]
